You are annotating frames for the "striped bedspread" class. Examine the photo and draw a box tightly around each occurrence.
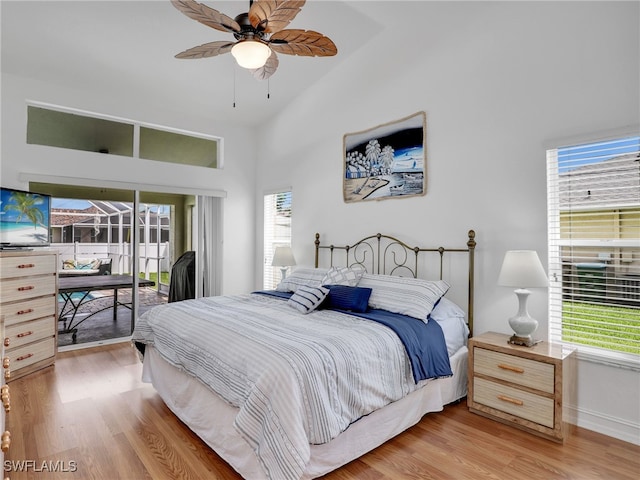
[132,293,443,480]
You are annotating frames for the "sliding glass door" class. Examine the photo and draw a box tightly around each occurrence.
[31,182,205,349]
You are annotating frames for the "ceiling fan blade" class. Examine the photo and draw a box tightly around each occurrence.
[171,0,240,33]
[175,41,235,59]
[269,29,337,57]
[250,50,279,81]
[248,0,305,34]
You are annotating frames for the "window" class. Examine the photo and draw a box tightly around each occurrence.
[27,106,134,156]
[139,126,218,168]
[26,104,220,168]
[263,190,292,290]
[547,135,640,364]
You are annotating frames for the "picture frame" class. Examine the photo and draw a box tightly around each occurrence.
[343,111,426,203]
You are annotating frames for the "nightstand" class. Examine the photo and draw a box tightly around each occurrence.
[468,331,576,442]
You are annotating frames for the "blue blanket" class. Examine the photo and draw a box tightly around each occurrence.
[253,291,452,383]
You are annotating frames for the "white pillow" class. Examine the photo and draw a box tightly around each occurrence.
[429,297,465,322]
[358,274,450,321]
[287,285,330,314]
[429,297,469,355]
[276,267,329,292]
[321,265,365,286]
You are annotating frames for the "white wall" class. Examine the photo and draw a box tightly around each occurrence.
[255,2,640,444]
[0,73,256,296]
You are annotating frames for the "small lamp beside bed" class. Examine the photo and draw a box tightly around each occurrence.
[272,246,297,281]
[498,250,549,347]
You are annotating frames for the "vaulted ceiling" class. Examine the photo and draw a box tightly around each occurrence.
[1,1,389,127]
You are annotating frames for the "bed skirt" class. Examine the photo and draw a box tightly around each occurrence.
[142,344,468,479]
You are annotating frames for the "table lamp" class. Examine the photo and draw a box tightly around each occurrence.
[272,246,296,281]
[498,250,549,347]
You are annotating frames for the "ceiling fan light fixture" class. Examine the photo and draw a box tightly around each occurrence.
[231,40,271,69]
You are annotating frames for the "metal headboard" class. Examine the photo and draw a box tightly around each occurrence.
[314,230,476,336]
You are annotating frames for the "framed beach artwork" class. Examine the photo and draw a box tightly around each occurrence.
[343,111,426,203]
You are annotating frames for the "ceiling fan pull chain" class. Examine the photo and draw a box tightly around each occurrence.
[267,78,270,100]
[233,64,237,108]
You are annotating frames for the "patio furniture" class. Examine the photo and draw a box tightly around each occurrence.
[59,258,112,277]
[58,274,154,343]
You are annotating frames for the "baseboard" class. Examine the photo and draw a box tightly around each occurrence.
[567,404,640,446]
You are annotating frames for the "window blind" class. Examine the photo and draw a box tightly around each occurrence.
[263,190,292,290]
[547,136,640,361]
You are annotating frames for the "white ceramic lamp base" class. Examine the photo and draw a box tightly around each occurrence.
[507,288,540,347]
[280,267,289,281]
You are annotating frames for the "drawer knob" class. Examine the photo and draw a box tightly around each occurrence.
[498,363,525,374]
[1,389,9,413]
[17,285,35,292]
[1,431,10,452]
[16,331,34,339]
[0,385,8,410]
[17,263,35,269]
[3,338,8,348]
[497,394,524,406]
[2,358,9,369]
[16,308,34,315]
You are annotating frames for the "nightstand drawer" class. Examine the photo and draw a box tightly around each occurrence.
[473,377,554,428]
[474,347,555,394]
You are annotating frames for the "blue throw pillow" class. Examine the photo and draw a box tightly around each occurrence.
[323,285,372,313]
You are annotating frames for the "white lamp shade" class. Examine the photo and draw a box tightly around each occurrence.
[272,246,296,267]
[498,250,548,288]
[231,40,271,69]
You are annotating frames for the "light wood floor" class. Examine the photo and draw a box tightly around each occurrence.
[5,342,640,480]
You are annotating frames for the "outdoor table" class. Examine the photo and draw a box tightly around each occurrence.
[58,274,155,343]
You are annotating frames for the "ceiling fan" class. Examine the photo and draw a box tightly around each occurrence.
[171,0,338,80]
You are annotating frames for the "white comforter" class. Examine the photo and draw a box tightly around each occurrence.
[132,294,423,480]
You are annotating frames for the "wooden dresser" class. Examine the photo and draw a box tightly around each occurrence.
[0,314,10,475]
[468,331,576,442]
[0,250,58,382]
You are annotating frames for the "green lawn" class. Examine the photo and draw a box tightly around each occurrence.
[562,301,640,355]
[140,271,170,286]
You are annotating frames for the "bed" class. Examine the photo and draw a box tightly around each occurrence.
[132,230,476,480]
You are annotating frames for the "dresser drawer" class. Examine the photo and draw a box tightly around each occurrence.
[473,377,555,428]
[0,275,56,304]
[6,337,55,374]
[0,254,56,279]
[2,295,56,327]
[474,347,555,394]
[5,316,55,350]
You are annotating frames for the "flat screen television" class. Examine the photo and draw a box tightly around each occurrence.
[0,186,51,248]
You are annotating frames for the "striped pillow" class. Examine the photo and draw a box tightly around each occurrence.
[287,285,330,314]
[357,274,450,322]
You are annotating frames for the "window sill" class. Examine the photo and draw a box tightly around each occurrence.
[569,344,640,372]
